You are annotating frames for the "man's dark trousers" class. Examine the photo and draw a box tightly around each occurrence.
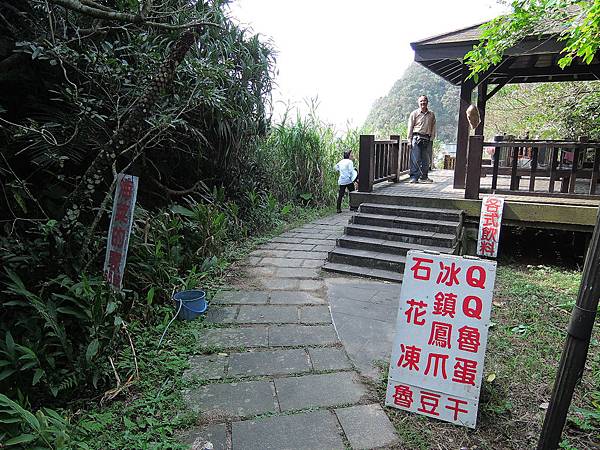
[410,136,431,180]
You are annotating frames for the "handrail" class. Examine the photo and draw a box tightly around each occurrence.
[357,134,410,192]
[464,136,600,199]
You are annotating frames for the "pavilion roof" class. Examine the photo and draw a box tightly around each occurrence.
[410,14,600,85]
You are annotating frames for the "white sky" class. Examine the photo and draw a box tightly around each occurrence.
[228,0,510,130]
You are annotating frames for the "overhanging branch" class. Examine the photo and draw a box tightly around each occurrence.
[49,0,221,30]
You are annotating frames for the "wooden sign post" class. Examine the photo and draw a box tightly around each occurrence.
[537,207,600,449]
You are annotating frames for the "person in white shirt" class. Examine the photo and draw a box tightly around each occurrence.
[334,150,358,213]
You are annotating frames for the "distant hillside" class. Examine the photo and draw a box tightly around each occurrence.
[364,63,459,142]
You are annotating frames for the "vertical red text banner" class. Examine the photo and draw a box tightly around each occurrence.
[103,173,139,291]
[477,195,504,258]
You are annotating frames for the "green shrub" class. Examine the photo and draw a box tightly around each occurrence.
[0,394,82,449]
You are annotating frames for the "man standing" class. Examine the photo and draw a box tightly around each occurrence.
[407,95,436,183]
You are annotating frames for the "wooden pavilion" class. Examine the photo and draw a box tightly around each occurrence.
[325,16,600,282]
[410,19,600,190]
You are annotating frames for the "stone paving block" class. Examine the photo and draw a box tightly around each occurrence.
[275,267,320,279]
[273,243,316,251]
[212,291,269,305]
[228,348,310,377]
[292,234,316,240]
[249,249,289,258]
[299,305,331,323]
[205,306,238,324]
[236,305,298,324]
[308,347,352,371]
[301,259,324,268]
[269,291,325,305]
[258,278,300,290]
[269,324,339,346]
[260,257,304,268]
[334,404,398,449]
[287,251,329,260]
[201,326,268,349]
[312,244,335,252]
[184,354,228,381]
[271,237,304,244]
[245,266,277,277]
[298,279,325,291]
[301,238,334,245]
[184,380,277,417]
[231,410,344,450]
[178,423,227,450]
[275,372,367,411]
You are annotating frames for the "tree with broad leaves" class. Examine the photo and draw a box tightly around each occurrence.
[465,0,599,77]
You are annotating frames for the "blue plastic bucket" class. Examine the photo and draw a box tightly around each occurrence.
[173,290,207,321]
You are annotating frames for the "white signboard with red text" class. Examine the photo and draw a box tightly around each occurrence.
[103,173,138,290]
[477,195,505,258]
[385,250,497,428]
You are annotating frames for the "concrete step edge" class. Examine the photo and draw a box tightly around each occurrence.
[322,262,403,283]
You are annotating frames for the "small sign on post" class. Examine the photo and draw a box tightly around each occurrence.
[103,173,138,290]
[385,250,497,428]
[477,195,505,258]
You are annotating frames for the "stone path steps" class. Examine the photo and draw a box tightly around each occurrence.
[179,215,399,450]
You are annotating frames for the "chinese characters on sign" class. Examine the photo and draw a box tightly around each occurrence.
[385,251,497,428]
[103,174,138,290]
[477,195,505,258]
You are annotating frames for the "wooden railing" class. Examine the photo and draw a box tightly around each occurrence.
[444,155,456,170]
[358,135,410,192]
[465,136,600,199]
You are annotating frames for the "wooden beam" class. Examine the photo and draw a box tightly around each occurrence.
[537,206,600,449]
[485,78,512,101]
[500,63,600,78]
[453,74,475,189]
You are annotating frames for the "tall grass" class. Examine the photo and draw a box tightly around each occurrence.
[258,106,361,207]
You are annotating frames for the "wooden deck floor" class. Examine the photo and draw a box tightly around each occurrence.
[351,170,599,229]
[370,170,600,207]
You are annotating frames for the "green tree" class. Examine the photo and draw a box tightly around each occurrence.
[363,63,459,142]
[485,81,600,140]
[465,0,600,76]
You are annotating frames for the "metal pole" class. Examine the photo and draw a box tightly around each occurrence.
[537,207,600,449]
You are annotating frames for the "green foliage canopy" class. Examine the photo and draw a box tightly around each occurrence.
[465,0,600,76]
[363,63,459,142]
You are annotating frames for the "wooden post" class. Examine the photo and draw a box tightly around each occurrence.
[475,81,487,136]
[537,206,600,449]
[589,148,600,195]
[454,73,475,189]
[465,135,483,199]
[358,135,375,192]
[510,144,520,190]
[390,135,400,182]
[568,147,580,193]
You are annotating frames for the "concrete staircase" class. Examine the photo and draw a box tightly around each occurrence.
[323,203,463,282]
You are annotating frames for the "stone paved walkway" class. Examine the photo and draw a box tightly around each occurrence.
[180,212,400,450]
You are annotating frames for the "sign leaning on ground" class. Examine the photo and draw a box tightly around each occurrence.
[103,173,139,290]
[385,250,497,428]
[477,195,505,258]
